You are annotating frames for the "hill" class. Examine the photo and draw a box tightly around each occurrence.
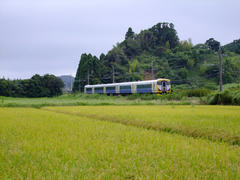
[58,75,75,92]
[73,22,240,91]
[223,39,240,54]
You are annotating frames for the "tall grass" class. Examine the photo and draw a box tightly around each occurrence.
[0,93,196,107]
[206,90,240,105]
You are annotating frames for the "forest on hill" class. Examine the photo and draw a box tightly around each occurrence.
[73,22,240,92]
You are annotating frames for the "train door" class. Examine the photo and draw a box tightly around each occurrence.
[162,81,166,92]
[157,81,162,94]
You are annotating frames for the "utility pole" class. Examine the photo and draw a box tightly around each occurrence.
[151,61,154,80]
[218,48,223,92]
[112,65,115,83]
[70,75,72,92]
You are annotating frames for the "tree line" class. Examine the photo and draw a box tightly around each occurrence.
[2,22,239,97]
[73,22,240,91]
[0,74,64,97]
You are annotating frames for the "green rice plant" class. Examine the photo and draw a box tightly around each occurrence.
[45,105,240,145]
[0,107,240,179]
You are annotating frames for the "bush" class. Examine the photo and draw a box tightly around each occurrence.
[173,88,211,97]
[202,83,218,90]
[232,91,240,104]
[207,90,240,105]
[185,88,211,97]
[126,93,186,101]
[126,94,140,100]
[223,83,240,91]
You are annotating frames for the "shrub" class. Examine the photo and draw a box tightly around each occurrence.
[185,88,211,97]
[126,94,140,100]
[232,91,240,105]
[223,83,240,90]
[207,90,240,105]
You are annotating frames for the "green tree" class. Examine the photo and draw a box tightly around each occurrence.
[223,59,240,83]
[99,53,106,60]
[205,38,220,52]
[73,54,89,92]
[150,22,179,49]
[179,67,188,79]
[138,30,154,50]
[0,75,63,97]
[125,27,135,39]
[42,74,64,97]
[223,39,240,54]
[129,59,139,73]
[73,54,103,92]
[123,38,141,58]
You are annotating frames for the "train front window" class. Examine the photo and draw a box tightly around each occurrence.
[161,81,170,86]
[157,81,170,88]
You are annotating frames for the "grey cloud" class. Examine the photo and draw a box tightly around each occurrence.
[0,0,239,79]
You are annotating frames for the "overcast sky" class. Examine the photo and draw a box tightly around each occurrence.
[0,0,239,79]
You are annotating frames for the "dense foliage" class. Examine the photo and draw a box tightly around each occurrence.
[224,39,240,54]
[73,22,240,92]
[0,74,64,97]
[206,89,240,105]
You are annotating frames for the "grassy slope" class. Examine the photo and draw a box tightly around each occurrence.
[0,107,240,179]
[44,105,240,145]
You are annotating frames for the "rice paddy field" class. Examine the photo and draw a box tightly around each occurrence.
[1,105,240,179]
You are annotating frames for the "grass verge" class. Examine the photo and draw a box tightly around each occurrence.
[0,94,196,107]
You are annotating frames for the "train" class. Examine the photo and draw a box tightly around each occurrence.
[84,78,171,94]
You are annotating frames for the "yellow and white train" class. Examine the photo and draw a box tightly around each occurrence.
[84,78,171,94]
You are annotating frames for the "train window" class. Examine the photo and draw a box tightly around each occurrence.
[120,86,131,90]
[95,87,104,91]
[137,84,152,89]
[158,81,170,86]
[164,81,170,85]
[106,86,116,91]
[86,88,92,92]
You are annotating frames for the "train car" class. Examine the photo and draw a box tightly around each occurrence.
[84,78,171,95]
